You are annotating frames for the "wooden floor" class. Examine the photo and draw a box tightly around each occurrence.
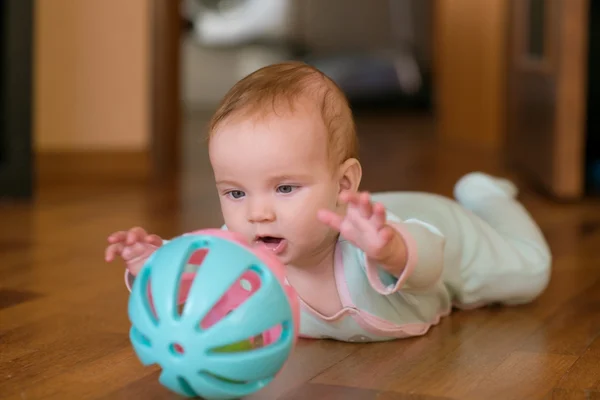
[1,112,599,399]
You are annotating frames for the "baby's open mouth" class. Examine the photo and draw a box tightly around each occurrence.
[259,236,281,246]
[255,236,287,254]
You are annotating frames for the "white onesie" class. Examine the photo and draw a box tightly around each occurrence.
[294,172,552,342]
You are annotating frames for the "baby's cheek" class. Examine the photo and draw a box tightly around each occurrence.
[297,211,331,240]
[221,207,244,229]
[225,221,251,240]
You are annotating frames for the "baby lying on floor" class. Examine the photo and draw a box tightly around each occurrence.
[105,62,551,342]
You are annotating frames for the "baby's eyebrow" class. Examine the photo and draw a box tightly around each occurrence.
[215,179,240,186]
[272,175,293,181]
[268,174,309,182]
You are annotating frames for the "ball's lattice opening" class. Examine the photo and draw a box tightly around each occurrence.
[170,343,185,356]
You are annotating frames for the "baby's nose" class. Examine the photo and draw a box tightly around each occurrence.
[247,201,276,223]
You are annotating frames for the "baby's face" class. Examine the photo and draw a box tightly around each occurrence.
[209,104,341,266]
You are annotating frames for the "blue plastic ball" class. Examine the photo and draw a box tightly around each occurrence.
[127,232,297,399]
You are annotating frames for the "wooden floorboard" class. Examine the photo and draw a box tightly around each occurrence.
[1,112,599,399]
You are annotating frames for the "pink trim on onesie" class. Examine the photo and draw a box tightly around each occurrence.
[332,226,449,339]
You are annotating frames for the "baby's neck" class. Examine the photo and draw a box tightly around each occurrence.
[286,235,337,275]
[284,235,344,316]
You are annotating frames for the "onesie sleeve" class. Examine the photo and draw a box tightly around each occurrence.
[363,210,446,295]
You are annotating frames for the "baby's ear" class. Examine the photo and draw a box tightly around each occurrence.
[338,158,362,193]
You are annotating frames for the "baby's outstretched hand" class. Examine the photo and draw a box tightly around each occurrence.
[317,191,407,274]
[105,227,163,275]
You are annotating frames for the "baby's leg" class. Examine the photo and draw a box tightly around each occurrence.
[451,172,552,306]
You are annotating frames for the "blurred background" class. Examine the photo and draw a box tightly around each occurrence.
[1,0,599,207]
[179,0,432,110]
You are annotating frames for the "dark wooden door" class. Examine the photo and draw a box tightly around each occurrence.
[0,0,34,199]
[506,0,590,200]
[149,0,181,182]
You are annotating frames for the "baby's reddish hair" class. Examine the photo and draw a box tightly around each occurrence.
[208,61,358,165]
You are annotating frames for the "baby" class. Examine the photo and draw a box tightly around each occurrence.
[105,62,552,342]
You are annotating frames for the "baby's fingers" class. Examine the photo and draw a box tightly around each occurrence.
[107,231,127,243]
[358,192,373,218]
[145,234,163,247]
[126,227,148,245]
[105,243,124,262]
[372,202,387,227]
[317,209,344,232]
[339,191,361,205]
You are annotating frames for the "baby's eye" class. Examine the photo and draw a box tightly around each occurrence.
[277,185,296,194]
[226,190,245,199]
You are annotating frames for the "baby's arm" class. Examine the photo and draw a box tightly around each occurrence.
[318,191,445,295]
[365,217,445,295]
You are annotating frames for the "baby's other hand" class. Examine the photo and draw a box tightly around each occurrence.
[318,191,406,273]
[105,227,163,275]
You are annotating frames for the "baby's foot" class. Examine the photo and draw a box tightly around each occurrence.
[454,172,518,207]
